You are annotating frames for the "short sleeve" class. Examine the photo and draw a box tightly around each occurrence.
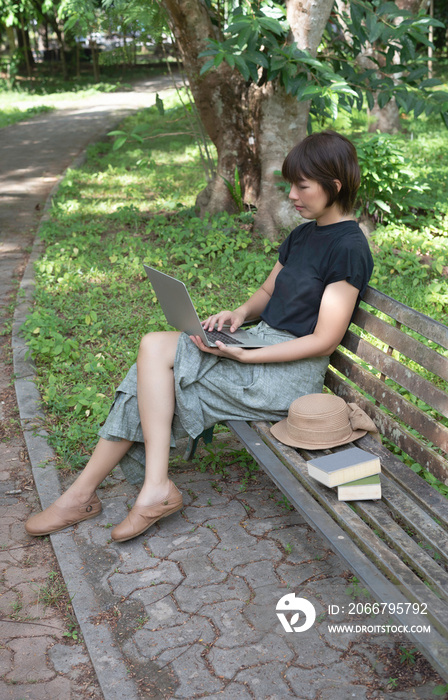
[324,236,373,296]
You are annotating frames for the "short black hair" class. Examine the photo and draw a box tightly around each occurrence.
[282,130,360,214]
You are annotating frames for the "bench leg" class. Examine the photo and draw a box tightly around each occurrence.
[183,426,215,460]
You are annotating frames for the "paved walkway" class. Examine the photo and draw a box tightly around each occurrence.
[1,77,446,699]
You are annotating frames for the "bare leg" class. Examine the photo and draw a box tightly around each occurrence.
[25,436,134,536]
[55,437,133,507]
[133,331,181,507]
[26,330,181,538]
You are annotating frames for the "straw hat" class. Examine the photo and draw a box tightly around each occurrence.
[270,393,378,449]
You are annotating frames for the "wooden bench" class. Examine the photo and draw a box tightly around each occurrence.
[187,286,448,681]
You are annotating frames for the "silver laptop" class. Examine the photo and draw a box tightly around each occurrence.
[144,265,273,348]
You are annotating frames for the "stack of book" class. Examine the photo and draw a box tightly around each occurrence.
[306,446,381,501]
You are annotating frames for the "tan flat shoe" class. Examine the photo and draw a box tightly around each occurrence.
[25,493,102,536]
[111,480,183,543]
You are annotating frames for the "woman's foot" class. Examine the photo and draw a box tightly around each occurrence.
[111,480,183,543]
[25,492,102,536]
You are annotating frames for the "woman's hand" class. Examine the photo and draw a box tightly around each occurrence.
[189,335,251,362]
[202,310,246,333]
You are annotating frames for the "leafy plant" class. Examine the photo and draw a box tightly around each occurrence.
[399,645,417,665]
[199,1,448,127]
[38,571,68,608]
[277,495,293,511]
[355,134,430,224]
[345,576,369,600]
[221,169,245,212]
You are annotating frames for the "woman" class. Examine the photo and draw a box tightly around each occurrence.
[25,130,373,542]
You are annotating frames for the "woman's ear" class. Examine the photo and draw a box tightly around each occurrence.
[334,179,342,193]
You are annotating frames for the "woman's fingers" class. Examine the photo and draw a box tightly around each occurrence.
[202,310,243,332]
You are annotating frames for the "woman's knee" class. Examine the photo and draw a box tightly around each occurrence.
[138,331,179,365]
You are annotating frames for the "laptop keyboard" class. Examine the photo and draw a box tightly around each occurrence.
[204,328,244,346]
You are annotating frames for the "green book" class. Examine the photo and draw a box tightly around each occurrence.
[338,474,382,501]
[307,446,381,487]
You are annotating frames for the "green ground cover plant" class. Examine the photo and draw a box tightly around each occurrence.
[20,90,448,482]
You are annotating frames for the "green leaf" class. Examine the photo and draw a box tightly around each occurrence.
[377,91,390,109]
[199,58,216,75]
[419,78,443,89]
[113,136,127,151]
[413,100,425,118]
[258,17,284,36]
[366,14,383,44]
[374,199,392,213]
[377,2,403,16]
[234,55,250,81]
[244,50,269,69]
[225,54,236,69]
[270,56,287,71]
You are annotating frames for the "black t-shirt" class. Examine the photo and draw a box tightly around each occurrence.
[261,219,374,338]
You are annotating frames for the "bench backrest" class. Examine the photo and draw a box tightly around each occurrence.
[325,286,448,482]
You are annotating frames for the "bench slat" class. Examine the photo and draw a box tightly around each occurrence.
[342,331,448,419]
[330,351,448,452]
[358,434,448,528]
[353,306,448,382]
[357,495,448,600]
[363,287,448,350]
[226,419,448,681]
[380,477,448,566]
[326,369,448,482]
[252,422,448,637]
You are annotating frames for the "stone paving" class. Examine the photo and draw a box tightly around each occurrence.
[51,453,445,699]
[1,75,447,699]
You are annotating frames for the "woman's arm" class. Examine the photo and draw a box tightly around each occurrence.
[191,279,359,363]
[202,261,283,333]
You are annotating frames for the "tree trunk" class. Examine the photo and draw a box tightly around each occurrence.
[255,0,334,238]
[367,0,428,133]
[17,17,34,77]
[53,24,68,81]
[165,0,262,215]
[90,40,100,82]
[164,0,334,238]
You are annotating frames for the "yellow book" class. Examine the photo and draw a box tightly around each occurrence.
[337,474,382,501]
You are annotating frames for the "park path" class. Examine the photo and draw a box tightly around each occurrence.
[0,74,177,700]
[0,75,445,700]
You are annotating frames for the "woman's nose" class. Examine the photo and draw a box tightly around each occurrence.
[289,184,299,199]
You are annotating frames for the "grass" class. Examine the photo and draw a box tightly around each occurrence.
[0,104,55,128]
[0,63,169,128]
[15,84,448,477]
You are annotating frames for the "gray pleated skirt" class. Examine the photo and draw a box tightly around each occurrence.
[98,322,329,484]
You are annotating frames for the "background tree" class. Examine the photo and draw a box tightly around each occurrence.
[0,0,36,78]
[163,0,447,238]
[164,0,335,237]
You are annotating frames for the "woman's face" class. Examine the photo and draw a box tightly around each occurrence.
[289,178,341,225]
